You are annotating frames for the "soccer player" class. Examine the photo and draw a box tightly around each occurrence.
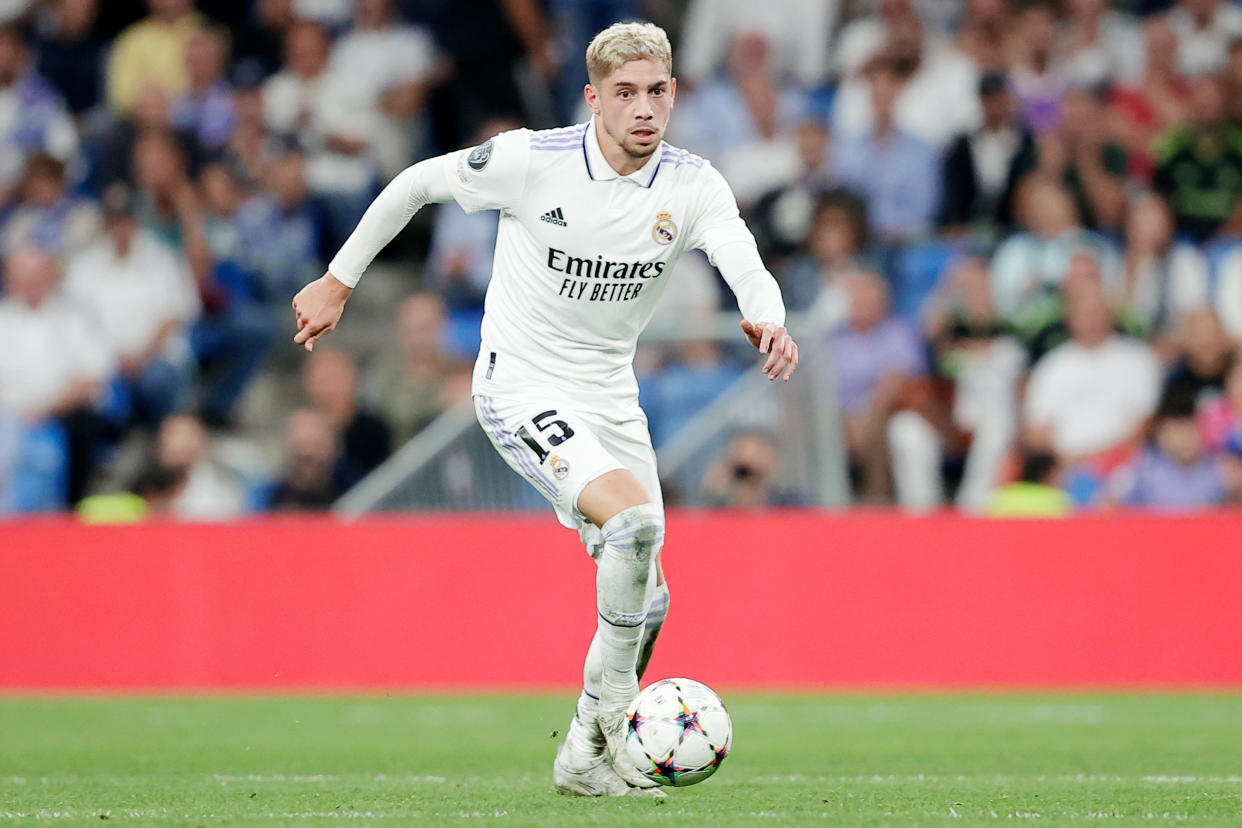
[291,22,798,796]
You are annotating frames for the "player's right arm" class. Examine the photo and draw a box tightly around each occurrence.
[292,130,530,351]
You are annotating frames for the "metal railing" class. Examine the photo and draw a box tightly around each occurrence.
[335,312,848,516]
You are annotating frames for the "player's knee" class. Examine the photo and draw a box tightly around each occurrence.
[601,502,664,567]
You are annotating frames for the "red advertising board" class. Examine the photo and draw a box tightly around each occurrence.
[2,512,1240,689]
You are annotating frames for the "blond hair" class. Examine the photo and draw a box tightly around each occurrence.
[585,22,672,85]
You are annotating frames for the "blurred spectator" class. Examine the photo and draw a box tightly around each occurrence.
[1199,359,1242,452]
[938,73,1040,238]
[0,23,77,200]
[1117,192,1210,339]
[990,175,1118,318]
[232,0,296,81]
[680,0,836,90]
[64,183,199,428]
[32,0,106,116]
[826,270,928,502]
[951,0,1012,75]
[1,153,100,258]
[986,451,1072,517]
[831,60,940,246]
[169,25,235,152]
[303,346,390,482]
[1109,17,1191,180]
[1167,0,1242,77]
[423,119,516,311]
[1153,73,1242,241]
[1211,244,1242,340]
[222,75,268,191]
[425,0,553,151]
[234,139,325,301]
[425,202,497,312]
[155,412,245,519]
[901,257,1027,511]
[1009,3,1073,135]
[366,292,470,445]
[1023,280,1160,475]
[76,460,187,523]
[641,337,740,450]
[105,0,203,115]
[1060,0,1145,86]
[324,0,436,179]
[1164,308,1234,402]
[745,119,838,264]
[263,19,377,248]
[675,32,807,202]
[1037,86,1129,233]
[833,10,980,148]
[1108,386,1228,509]
[700,429,802,508]
[834,0,926,81]
[780,189,870,325]
[269,406,349,510]
[0,247,114,505]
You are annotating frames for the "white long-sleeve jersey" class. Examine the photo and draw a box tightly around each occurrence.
[330,117,785,407]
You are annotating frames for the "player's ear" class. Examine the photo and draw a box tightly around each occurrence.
[669,76,677,104]
[584,83,600,116]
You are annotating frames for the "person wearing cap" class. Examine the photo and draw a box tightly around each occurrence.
[62,183,200,428]
[938,72,1039,239]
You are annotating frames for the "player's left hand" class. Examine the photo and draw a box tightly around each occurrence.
[740,320,799,382]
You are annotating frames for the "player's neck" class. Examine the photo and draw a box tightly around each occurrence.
[593,122,654,177]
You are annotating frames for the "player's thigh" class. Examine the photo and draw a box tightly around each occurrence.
[473,393,625,528]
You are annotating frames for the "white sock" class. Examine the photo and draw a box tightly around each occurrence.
[595,504,663,709]
[563,636,605,768]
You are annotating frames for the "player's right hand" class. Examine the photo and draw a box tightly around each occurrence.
[740,320,799,382]
[292,273,353,352]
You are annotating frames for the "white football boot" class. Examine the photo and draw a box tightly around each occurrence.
[553,743,666,798]
[596,697,663,791]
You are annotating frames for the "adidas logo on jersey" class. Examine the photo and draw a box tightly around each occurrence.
[540,207,567,227]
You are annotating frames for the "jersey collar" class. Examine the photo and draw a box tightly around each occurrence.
[583,116,663,188]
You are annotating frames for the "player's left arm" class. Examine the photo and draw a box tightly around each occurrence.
[691,167,798,382]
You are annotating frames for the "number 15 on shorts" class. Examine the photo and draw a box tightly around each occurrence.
[516,409,575,463]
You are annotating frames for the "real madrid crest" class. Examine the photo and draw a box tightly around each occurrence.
[652,211,677,245]
[549,455,571,480]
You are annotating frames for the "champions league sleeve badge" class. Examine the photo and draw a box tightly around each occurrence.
[467,139,494,171]
[652,211,677,245]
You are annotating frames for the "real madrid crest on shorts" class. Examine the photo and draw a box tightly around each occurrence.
[652,211,677,245]
[549,455,570,480]
[467,139,493,171]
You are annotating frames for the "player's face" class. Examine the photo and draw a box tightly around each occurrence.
[588,60,675,164]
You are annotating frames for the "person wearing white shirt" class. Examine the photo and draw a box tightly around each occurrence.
[323,0,436,179]
[263,20,378,246]
[290,23,797,798]
[0,247,115,504]
[1024,284,1161,463]
[63,184,199,427]
[680,0,838,90]
[1168,0,1242,76]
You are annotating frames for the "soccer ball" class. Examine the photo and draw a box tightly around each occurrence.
[624,677,732,787]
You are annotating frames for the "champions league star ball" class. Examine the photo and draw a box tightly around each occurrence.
[624,678,732,787]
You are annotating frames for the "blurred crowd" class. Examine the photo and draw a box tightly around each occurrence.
[1,0,1241,518]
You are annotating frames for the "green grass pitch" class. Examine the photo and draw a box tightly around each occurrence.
[2,693,1241,825]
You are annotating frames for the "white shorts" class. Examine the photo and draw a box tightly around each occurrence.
[473,389,663,551]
